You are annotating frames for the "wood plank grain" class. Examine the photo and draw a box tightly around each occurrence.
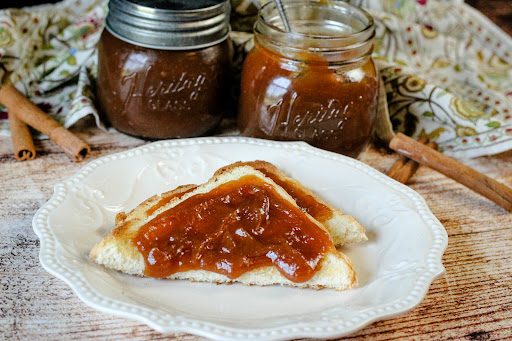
[1,123,512,340]
[466,0,512,35]
[0,275,197,340]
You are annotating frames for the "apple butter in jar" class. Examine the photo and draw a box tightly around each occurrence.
[97,0,231,139]
[238,1,377,158]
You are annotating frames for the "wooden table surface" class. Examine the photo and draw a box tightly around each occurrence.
[2,3,512,341]
[2,122,512,340]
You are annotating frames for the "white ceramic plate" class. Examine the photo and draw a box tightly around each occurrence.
[33,137,447,340]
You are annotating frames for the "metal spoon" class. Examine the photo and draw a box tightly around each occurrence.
[274,0,291,32]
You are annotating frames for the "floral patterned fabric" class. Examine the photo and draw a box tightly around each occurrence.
[0,0,106,131]
[0,0,511,158]
[366,0,512,157]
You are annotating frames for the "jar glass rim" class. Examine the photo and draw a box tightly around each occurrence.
[256,0,374,45]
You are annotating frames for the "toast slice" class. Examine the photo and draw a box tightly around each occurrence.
[213,161,367,246]
[90,165,358,291]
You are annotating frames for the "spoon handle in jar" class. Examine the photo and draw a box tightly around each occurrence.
[274,0,292,32]
[389,133,512,212]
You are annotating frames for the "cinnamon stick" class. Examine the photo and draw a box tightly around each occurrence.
[0,84,89,161]
[9,111,36,161]
[389,133,512,212]
[386,136,429,181]
[388,141,438,183]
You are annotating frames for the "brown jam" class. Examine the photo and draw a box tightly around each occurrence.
[133,175,335,282]
[97,30,231,139]
[254,167,333,222]
[238,45,378,158]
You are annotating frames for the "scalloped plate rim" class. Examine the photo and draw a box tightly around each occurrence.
[33,136,448,340]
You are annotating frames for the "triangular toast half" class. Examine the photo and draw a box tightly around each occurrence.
[90,165,357,290]
[213,161,367,246]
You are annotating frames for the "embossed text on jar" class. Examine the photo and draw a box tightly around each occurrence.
[238,1,377,158]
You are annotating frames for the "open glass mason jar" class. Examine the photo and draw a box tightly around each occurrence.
[238,1,378,158]
[97,0,231,139]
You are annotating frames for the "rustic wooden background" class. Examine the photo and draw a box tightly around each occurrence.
[2,121,511,340]
[2,1,512,340]
[466,0,512,35]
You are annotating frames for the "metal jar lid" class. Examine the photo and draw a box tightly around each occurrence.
[106,0,231,50]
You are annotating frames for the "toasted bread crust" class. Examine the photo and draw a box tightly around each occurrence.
[90,165,358,291]
[115,184,198,225]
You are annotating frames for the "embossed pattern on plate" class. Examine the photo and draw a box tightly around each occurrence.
[33,137,448,340]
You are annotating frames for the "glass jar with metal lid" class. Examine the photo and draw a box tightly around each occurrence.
[238,1,377,158]
[97,0,231,139]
